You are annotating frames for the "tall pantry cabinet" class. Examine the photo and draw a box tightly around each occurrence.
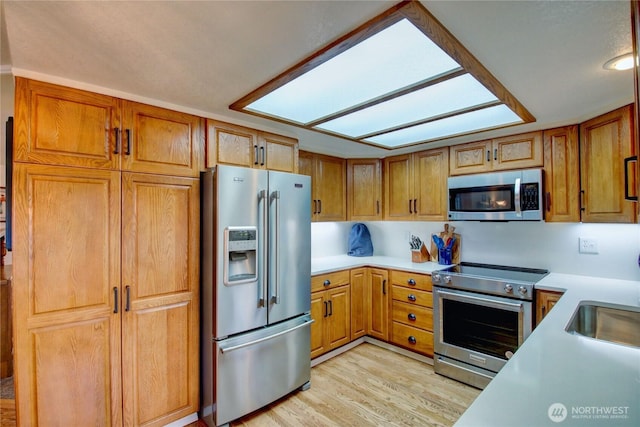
[12,78,202,426]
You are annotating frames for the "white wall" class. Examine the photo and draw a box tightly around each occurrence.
[312,220,640,281]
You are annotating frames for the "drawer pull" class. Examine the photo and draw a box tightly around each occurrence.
[323,279,331,287]
[407,294,416,302]
[408,336,417,345]
[408,313,416,321]
[408,279,416,286]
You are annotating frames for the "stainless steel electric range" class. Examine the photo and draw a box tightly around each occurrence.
[431,262,549,389]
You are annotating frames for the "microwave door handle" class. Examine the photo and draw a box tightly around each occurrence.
[514,177,522,217]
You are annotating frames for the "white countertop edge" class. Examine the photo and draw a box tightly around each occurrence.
[311,254,447,275]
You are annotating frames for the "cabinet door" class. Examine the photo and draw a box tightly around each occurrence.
[122,101,203,177]
[298,151,315,218]
[121,173,200,427]
[492,131,543,171]
[327,286,351,350]
[543,126,580,222]
[580,105,636,223]
[449,140,492,175]
[349,268,367,340]
[315,154,347,222]
[535,290,564,326]
[259,131,299,172]
[12,164,122,426]
[368,268,389,341]
[347,159,382,220]
[414,148,449,221]
[310,291,328,358]
[383,154,414,220]
[14,77,120,169]
[207,120,258,168]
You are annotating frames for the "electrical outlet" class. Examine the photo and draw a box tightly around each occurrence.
[579,237,599,254]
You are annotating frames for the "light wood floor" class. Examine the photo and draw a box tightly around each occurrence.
[232,343,480,427]
[1,344,480,427]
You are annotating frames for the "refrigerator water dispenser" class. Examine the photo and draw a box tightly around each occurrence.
[224,226,257,285]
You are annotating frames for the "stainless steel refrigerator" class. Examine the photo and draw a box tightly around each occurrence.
[200,165,312,427]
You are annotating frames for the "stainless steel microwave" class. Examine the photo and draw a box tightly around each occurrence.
[448,169,543,221]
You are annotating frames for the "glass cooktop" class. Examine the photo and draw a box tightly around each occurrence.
[436,262,549,284]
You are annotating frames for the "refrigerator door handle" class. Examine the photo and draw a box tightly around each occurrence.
[219,319,314,354]
[259,189,268,307]
[271,190,281,304]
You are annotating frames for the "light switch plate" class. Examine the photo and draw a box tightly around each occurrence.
[579,237,598,254]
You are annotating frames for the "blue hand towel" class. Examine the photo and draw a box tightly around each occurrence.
[347,223,373,257]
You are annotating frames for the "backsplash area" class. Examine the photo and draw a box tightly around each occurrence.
[312,221,640,281]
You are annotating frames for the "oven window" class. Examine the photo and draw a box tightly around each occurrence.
[442,299,518,360]
[450,185,514,212]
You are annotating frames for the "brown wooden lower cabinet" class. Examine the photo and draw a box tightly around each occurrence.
[389,270,434,357]
[310,271,351,358]
[312,268,434,359]
[536,289,564,326]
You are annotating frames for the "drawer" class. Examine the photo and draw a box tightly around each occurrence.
[390,322,434,357]
[311,270,350,292]
[390,270,432,291]
[391,285,433,308]
[392,301,433,331]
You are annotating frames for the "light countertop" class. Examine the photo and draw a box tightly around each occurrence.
[311,254,446,276]
[312,255,640,426]
[455,273,640,427]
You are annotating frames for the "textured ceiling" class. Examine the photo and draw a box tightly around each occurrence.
[1,0,634,158]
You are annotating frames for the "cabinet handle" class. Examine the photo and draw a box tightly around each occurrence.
[408,336,417,345]
[580,190,585,212]
[541,305,546,319]
[409,199,413,214]
[408,313,416,321]
[318,199,322,214]
[376,200,380,214]
[125,129,131,155]
[494,148,498,161]
[407,294,416,302]
[113,287,119,314]
[382,279,386,295]
[328,300,333,316]
[545,192,551,212]
[324,301,328,317]
[624,155,638,201]
[114,128,121,154]
[408,279,416,286]
[486,150,490,162]
[125,285,131,312]
[254,145,259,165]
[260,146,265,166]
[323,279,331,287]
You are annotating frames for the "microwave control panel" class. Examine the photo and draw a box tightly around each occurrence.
[521,183,540,211]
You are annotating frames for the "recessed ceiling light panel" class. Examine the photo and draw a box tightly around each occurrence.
[232,1,535,149]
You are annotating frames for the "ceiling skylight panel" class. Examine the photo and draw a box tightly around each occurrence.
[365,105,523,147]
[245,19,460,124]
[315,74,499,137]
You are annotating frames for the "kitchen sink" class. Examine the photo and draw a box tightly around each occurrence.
[566,302,640,348]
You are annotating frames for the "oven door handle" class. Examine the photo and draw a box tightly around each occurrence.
[435,288,526,312]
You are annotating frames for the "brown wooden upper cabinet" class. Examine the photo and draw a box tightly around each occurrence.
[580,104,637,223]
[206,120,298,172]
[14,77,203,177]
[449,131,543,175]
[347,159,382,221]
[299,151,346,222]
[543,125,581,222]
[383,147,448,221]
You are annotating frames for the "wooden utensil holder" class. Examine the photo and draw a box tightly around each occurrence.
[411,243,430,263]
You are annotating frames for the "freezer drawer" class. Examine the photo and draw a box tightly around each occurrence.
[209,315,312,426]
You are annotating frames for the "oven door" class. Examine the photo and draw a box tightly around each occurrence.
[433,286,533,375]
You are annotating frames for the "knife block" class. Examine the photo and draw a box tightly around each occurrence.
[411,243,430,263]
